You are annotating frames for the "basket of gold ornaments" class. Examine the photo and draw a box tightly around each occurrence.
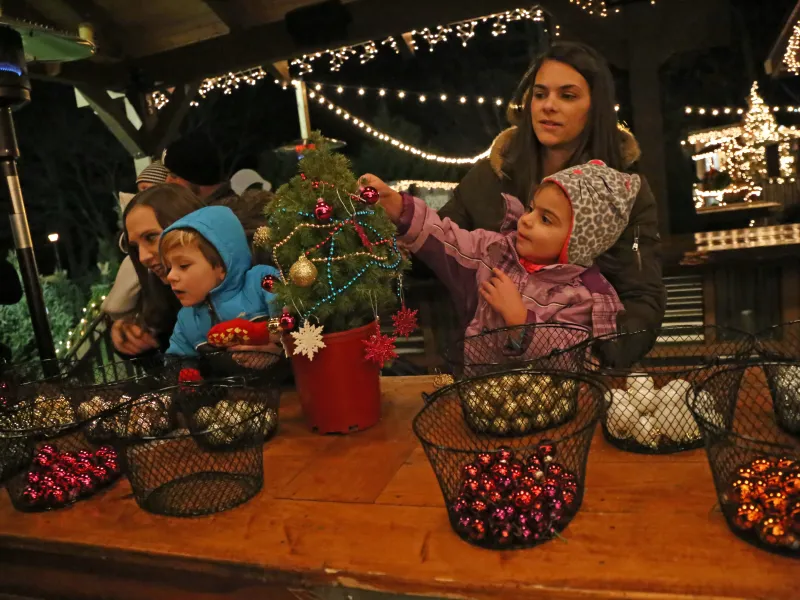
[588,326,755,454]
[688,364,799,557]
[0,360,123,511]
[444,324,591,381]
[71,359,181,444]
[414,371,604,549]
[456,369,582,437]
[118,380,276,517]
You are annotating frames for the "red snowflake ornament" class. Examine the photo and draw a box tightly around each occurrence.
[363,324,398,368]
[392,306,418,339]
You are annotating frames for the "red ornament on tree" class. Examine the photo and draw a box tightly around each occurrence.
[300,173,308,181]
[352,222,373,251]
[360,186,380,204]
[279,308,297,331]
[311,178,321,190]
[314,197,333,221]
[391,306,418,339]
[362,323,397,368]
[261,274,276,292]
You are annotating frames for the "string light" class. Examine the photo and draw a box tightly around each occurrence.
[152,66,268,109]
[685,105,798,116]
[305,81,504,108]
[393,180,459,191]
[309,90,489,164]
[783,21,800,75]
[56,296,107,356]
[289,7,549,75]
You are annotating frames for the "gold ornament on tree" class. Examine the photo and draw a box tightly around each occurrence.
[253,225,272,248]
[289,255,318,287]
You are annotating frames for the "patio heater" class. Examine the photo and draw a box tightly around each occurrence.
[0,21,94,361]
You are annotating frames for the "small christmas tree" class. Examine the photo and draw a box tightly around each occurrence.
[260,133,409,341]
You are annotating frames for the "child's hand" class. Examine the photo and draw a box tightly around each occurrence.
[480,269,527,327]
[358,174,403,222]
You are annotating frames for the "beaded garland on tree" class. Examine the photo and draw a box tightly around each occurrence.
[259,132,410,362]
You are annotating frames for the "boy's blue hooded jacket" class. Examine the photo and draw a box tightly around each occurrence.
[162,206,279,356]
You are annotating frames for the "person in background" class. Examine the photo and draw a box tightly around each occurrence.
[162,132,237,203]
[136,161,169,192]
[433,42,666,367]
[231,169,272,196]
[102,158,171,321]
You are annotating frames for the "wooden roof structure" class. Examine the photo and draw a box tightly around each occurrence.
[766,0,800,77]
[8,0,661,91]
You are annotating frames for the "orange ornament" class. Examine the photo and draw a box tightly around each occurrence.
[777,456,796,469]
[760,490,789,516]
[730,478,758,503]
[733,502,764,531]
[757,517,788,546]
[789,499,800,535]
[784,470,800,497]
[736,466,755,480]
[750,457,774,474]
[765,468,785,491]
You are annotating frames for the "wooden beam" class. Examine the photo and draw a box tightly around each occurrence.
[120,0,576,86]
[201,0,246,31]
[146,83,200,157]
[75,84,149,158]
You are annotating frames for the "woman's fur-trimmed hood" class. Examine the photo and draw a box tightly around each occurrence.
[488,123,642,178]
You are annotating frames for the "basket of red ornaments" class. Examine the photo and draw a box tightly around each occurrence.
[413,370,603,549]
[688,364,799,557]
[588,325,754,454]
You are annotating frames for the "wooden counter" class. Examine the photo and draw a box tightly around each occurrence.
[0,376,795,600]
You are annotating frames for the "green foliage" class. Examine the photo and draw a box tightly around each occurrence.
[0,253,86,362]
[265,133,409,333]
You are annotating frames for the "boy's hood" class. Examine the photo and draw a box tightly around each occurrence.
[543,161,640,267]
[162,205,251,301]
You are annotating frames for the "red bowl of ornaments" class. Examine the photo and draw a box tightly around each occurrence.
[688,364,799,557]
[588,325,754,454]
[413,370,604,549]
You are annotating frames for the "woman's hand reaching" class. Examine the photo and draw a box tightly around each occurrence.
[358,174,403,222]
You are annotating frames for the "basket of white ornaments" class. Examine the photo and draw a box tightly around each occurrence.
[756,321,800,435]
[587,326,755,453]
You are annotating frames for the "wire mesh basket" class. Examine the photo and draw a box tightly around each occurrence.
[190,348,290,383]
[756,320,800,362]
[0,359,79,482]
[0,383,122,512]
[413,371,604,550]
[762,362,800,435]
[444,324,591,380]
[688,364,799,557]
[118,381,273,517]
[587,326,755,454]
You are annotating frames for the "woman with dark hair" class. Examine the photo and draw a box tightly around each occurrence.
[437,42,665,366]
[111,184,274,356]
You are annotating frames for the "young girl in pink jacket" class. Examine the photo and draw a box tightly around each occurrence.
[363,160,640,357]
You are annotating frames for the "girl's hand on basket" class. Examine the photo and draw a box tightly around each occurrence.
[111,319,159,355]
[480,269,527,327]
[357,174,403,222]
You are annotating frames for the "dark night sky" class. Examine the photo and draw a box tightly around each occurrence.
[3,0,800,274]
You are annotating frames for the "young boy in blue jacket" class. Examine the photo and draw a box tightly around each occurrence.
[159,205,280,357]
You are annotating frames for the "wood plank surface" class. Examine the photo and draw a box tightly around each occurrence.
[0,376,795,600]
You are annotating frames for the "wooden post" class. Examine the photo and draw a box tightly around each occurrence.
[295,81,311,140]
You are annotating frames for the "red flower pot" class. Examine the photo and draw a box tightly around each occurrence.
[284,322,381,434]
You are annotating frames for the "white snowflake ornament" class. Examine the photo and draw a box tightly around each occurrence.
[291,321,326,361]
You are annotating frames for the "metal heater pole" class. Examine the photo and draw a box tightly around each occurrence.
[0,106,56,361]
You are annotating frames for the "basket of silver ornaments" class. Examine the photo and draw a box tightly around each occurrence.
[118,380,273,517]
